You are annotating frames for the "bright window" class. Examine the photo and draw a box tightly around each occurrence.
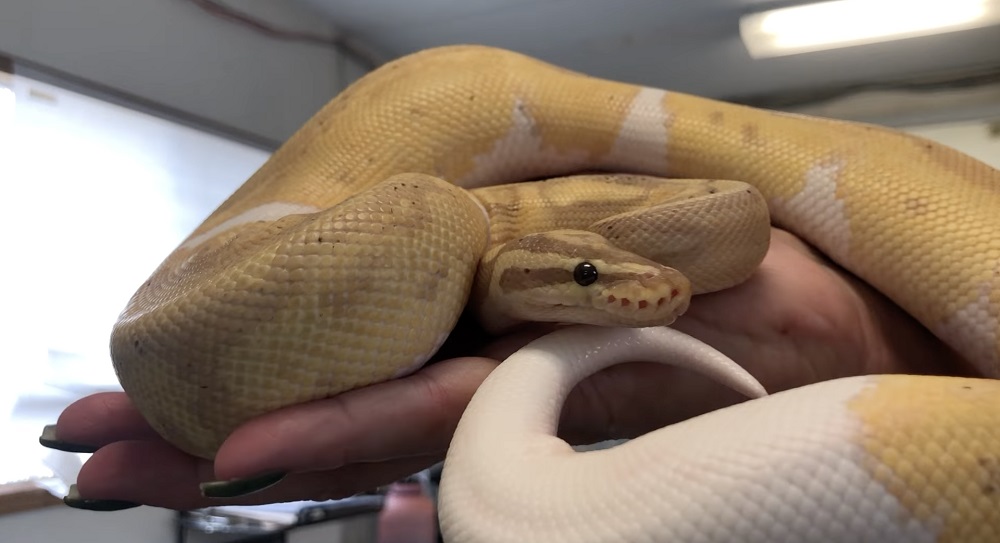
[0,72,270,486]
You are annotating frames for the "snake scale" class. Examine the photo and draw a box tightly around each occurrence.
[109,45,1000,541]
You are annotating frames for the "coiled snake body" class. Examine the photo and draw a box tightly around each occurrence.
[110,46,1000,541]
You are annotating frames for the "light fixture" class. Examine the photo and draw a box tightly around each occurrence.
[740,0,1000,58]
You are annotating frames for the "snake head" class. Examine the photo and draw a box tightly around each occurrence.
[476,230,691,332]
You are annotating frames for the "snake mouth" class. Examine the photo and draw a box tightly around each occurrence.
[603,289,683,311]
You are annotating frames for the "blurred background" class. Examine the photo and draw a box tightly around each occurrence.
[1,0,998,541]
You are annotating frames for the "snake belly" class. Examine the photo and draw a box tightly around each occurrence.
[110,41,999,517]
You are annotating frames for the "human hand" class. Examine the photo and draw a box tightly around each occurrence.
[48,228,968,510]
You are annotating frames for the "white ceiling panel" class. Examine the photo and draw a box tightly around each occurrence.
[297,0,1000,103]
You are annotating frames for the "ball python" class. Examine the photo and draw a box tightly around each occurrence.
[110,46,774,459]
[106,45,1000,540]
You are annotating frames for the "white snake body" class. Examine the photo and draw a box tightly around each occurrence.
[440,327,1000,542]
[107,46,1000,541]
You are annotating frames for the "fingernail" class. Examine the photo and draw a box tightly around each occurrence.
[63,484,140,511]
[200,471,286,498]
[39,424,99,454]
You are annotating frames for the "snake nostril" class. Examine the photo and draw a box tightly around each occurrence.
[657,297,667,306]
[670,289,680,299]
[607,294,616,303]
[638,300,648,309]
[621,298,630,307]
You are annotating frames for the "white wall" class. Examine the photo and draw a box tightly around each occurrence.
[785,84,1000,168]
[787,83,1000,129]
[0,0,370,146]
[906,121,1000,169]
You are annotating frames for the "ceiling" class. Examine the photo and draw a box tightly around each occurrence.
[295,0,1000,105]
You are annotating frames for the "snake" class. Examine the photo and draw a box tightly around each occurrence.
[107,45,1000,540]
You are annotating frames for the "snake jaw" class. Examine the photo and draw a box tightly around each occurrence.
[592,267,691,326]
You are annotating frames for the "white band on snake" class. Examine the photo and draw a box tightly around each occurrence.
[108,45,1000,541]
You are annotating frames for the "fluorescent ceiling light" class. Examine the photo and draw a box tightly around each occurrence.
[740,0,1000,58]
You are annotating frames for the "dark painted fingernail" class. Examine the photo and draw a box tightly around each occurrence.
[63,484,140,511]
[200,471,286,498]
[39,424,99,454]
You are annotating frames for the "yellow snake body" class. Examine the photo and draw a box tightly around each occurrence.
[112,45,780,458]
[110,45,1000,540]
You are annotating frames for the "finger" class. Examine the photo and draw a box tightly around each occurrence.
[76,439,440,509]
[213,356,498,481]
[53,392,161,449]
[75,439,211,509]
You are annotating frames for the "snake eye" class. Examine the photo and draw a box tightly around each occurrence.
[573,262,599,286]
